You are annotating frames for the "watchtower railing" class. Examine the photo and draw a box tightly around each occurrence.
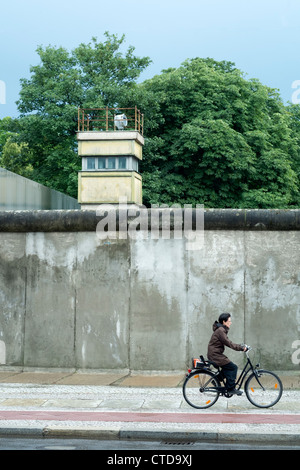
[78,106,144,135]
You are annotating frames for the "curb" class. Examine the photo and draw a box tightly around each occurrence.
[1,425,299,446]
[0,427,45,437]
[43,427,300,445]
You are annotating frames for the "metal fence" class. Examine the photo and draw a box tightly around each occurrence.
[78,106,144,134]
[0,168,79,210]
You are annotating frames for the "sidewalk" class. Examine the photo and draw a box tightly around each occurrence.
[0,369,299,445]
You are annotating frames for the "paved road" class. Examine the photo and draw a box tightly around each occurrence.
[0,437,298,451]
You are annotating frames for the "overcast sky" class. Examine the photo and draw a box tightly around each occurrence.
[1,0,300,118]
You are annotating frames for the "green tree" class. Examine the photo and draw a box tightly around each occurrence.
[16,33,151,197]
[0,138,33,178]
[137,58,300,208]
[0,117,34,177]
[0,117,20,154]
[11,42,300,208]
[285,103,300,194]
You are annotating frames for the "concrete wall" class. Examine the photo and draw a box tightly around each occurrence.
[0,209,299,371]
[0,168,79,210]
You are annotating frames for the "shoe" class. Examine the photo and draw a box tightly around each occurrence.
[227,388,243,396]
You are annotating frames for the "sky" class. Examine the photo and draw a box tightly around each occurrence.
[1,0,300,119]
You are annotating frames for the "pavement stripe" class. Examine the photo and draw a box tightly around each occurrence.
[0,410,299,424]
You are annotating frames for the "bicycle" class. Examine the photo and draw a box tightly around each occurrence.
[183,347,283,409]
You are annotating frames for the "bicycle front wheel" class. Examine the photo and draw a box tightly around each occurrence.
[183,370,220,409]
[245,370,283,408]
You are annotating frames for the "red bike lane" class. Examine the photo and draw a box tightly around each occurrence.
[0,410,299,424]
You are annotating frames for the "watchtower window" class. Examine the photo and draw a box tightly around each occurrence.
[82,156,139,172]
[118,157,127,169]
[97,157,106,169]
[132,158,139,172]
[107,157,116,169]
[87,157,95,170]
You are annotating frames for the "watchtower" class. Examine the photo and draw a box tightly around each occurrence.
[77,107,144,209]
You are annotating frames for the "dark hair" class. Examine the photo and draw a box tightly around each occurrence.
[218,313,231,324]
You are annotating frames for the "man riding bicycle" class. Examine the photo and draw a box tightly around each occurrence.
[207,313,247,395]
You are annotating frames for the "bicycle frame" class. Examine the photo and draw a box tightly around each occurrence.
[193,349,260,393]
[231,350,258,390]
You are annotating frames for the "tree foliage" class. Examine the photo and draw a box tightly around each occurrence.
[5,33,151,197]
[1,35,300,208]
[137,58,300,208]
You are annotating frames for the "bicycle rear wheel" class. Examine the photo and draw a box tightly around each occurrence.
[183,369,220,409]
[245,370,283,408]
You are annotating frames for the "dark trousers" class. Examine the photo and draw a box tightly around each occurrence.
[221,362,238,390]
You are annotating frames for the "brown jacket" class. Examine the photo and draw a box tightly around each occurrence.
[207,321,243,366]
